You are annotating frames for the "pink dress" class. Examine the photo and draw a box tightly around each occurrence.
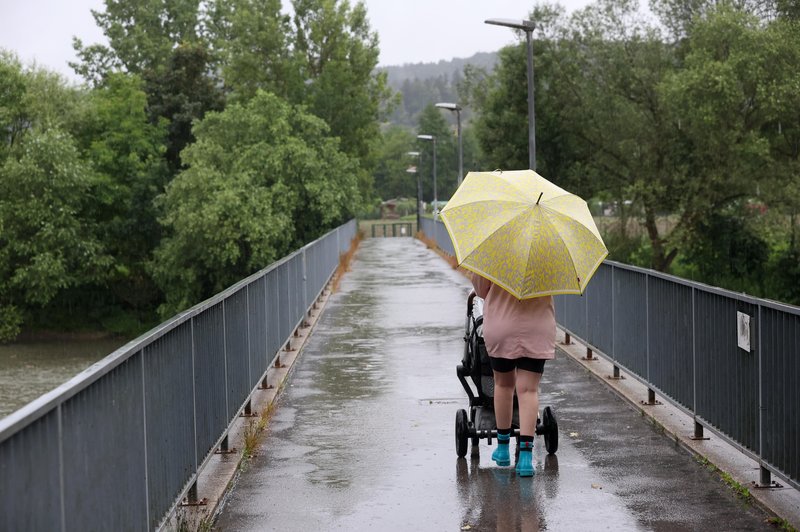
[470,274,556,360]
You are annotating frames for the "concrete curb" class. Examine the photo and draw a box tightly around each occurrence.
[555,329,800,530]
[164,273,345,531]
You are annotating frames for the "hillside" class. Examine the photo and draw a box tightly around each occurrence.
[377,51,498,127]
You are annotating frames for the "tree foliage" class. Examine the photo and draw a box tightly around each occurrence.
[152,91,360,316]
[372,126,417,200]
[463,0,800,304]
[0,129,112,339]
[74,73,168,310]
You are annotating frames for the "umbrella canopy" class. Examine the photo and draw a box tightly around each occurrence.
[439,169,608,299]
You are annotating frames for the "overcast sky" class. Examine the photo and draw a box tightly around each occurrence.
[0,0,597,81]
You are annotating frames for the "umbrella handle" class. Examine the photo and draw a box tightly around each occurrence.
[467,291,477,317]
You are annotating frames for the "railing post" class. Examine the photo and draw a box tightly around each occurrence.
[691,419,708,440]
[607,364,624,381]
[181,478,207,507]
[760,465,772,487]
[216,434,235,454]
[641,387,661,406]
[583,346,595,361]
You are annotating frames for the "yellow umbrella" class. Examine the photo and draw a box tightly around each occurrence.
[439,169,608,299]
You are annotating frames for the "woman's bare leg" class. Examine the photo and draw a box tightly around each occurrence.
[516,369,542,436]
[493,369,515,430]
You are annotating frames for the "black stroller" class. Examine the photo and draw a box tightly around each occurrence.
[455,291,558,457]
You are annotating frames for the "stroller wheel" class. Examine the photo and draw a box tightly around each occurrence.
[542,406,558,455]
[455,409,469,457]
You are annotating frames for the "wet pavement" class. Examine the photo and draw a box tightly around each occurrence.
[214,238,773,531]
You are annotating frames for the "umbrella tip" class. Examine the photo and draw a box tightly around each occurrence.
[536,192,543,205]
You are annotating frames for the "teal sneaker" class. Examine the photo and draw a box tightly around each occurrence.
[492,433,511,466]
[516,441,535,477]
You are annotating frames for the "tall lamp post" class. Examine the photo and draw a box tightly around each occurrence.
[417,134,437,212]
[407,150,421,232]
[435,102,463,187]
[485,18,536,171]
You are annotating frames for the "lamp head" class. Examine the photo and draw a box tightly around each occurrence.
[484,18,535,31]
[435,102,461,111]
[417,134,434,141]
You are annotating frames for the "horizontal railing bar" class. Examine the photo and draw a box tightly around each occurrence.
[0,224,348,443]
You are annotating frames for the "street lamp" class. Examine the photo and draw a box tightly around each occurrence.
[435,102,463,188]
[417,134,437,213]
[407,150,422,231]
[485,17,536,171]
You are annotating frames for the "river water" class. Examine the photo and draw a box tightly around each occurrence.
[0,337,127,420]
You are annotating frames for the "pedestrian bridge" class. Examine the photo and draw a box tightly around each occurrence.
[2,219,799,530]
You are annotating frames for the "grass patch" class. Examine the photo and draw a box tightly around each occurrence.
[767,517,797,531]
[695,455,754,504]
[241,421,259,462]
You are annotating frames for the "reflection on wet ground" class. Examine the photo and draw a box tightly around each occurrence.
[215,238,772,531]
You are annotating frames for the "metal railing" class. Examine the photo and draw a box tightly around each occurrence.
[0,219,357,531]
[421,218,799,491]
[420,216,454,255]
[369,222,414,238]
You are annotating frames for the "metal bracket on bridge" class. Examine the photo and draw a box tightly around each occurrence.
[214,435,237,455]
[240,400,258,418]
[582,347,598,361]
[751,467,784,489]
[179,482,208,507]
[640,388,662,406]
[258,375,274,390]
[689,420,710,440]
[606,365,626,380]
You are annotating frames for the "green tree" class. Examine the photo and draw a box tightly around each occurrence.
[152,91,360,315]
[660,7,774,271]
[290,0,394,201]
[73,1,223,175]
[0,52,29,163]
[504,0,683,270]
[209,0,297,101]
[466,5,583,192]
[0,129,112,340]
[416,104,455,202]
[143,43,225,173]
[372,125,416,200]
[74,73,168,312]
[471,44,529,173]
[71,0,205,81]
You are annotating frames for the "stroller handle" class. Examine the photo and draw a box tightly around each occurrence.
[467,290,477,317]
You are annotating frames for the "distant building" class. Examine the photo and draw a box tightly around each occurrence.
[380,198,401,219]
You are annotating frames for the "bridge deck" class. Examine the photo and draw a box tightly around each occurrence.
[215,238,773,531]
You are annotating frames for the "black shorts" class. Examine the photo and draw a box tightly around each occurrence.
[489,356,546,374]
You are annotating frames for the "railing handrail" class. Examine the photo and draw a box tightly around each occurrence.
[602,258,800,315]
[421,217,800,492]
[0,219,357,531]
[0,222,354,443]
